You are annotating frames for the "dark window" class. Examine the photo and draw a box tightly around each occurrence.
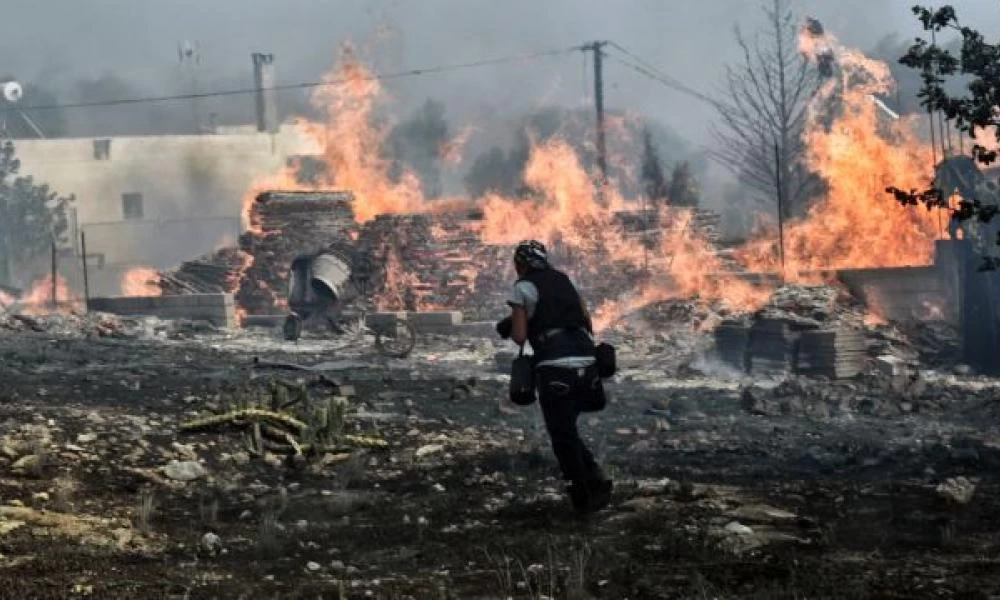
[122,193,144,220]
[93,139,111,160]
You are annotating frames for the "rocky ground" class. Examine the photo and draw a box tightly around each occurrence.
[0,314,999,599]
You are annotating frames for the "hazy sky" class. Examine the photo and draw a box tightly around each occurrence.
[2,0,997,146]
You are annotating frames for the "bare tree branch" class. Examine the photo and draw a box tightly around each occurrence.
[711,0,821,219]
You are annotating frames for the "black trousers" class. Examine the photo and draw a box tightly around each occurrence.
[535,365,606,484]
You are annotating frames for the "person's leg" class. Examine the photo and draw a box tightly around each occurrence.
[572,366,612,511]
[536,367,592,483]
[537,367,608,512]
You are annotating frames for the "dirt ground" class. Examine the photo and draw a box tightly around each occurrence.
[0,325,999,599]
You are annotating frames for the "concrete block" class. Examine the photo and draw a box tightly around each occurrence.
[86,293,236,328]
[406,311,463,327]
[875,355,907,377]
[366,312,406,332]
[453,322,497,338]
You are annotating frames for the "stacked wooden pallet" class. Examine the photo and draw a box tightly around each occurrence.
[748,318,799,375]
[796,329,867,379]
[714,320,751,371]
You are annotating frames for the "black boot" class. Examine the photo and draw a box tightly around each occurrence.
[588,479,613,512]
[568,481,590,513]
[568,479,613,514]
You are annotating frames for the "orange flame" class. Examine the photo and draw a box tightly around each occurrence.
[229,31,946,331]
[17,275,82,316]
[439,125,477,165]
[862,285,888,327]
[121,267,161,297]
[302,44,423,223]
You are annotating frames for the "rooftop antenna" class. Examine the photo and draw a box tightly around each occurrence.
[178,40,203,132]
[0,80,45,138]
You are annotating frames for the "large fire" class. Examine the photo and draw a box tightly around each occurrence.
[121,267,162,297]
[765,24,941,273]
[234,28,945,331]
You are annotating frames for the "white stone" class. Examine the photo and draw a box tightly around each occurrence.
[162,460,207,481]
[724,521,754,535]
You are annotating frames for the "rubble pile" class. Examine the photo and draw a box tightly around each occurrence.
[740,367,996,418]
[751,284,867,329]
[713,284,964,378]
[868,320,961,367]
[0,309,219,340]
[714,285,871,379]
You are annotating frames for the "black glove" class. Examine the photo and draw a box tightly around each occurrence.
[496,316,513,339]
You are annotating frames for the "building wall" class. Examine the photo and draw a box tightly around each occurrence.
[13,125,320,290]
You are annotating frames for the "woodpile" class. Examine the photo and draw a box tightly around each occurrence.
[358,211,513,318]
[236,191,358,315]
[157,191,727,322]
[158,191,358,315]
[616,208,722,245]
[158,247,248,295]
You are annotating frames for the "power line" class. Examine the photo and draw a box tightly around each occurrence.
[604,43,717,107]
[2,46,583,114]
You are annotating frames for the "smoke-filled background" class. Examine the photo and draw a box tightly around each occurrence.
[1,0,996,237]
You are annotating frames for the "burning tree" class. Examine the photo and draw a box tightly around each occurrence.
[888,5,1000,268]
[711,0,823,220]
[0,140,74,285]
[668,161,699,208]
[640,128,668,206]
[387,99,450,199]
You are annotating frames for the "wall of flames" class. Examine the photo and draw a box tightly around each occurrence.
[216,32,946,331]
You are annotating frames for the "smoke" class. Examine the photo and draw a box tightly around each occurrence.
[4,1,997,144]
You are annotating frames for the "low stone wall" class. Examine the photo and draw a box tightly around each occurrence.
[836,266,956,324]
[88,294,237,328]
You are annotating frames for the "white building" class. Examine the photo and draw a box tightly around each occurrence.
[11,123,319,296]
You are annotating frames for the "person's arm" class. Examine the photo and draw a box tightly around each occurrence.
[503,280,537,345]
[511,306,529,345]
[581,299,594,333]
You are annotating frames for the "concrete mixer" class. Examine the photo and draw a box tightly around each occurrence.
[282,250,416,357]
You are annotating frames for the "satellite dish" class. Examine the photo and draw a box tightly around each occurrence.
[2,81,23,104]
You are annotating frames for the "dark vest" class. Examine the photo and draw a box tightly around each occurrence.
[518,267,594,360]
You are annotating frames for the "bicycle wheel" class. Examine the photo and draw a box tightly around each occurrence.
[375,319,417,358]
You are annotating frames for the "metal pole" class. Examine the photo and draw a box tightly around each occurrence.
[0,193,8,287]
[50,238,57,309]
[80,230,90,312]
[930,27,945,237]
[774,142,786,283]
[588,41,608,204]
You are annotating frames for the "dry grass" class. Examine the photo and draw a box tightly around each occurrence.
[136,486,156,533]
[51,476,78,513]
[198,488,219,526]
[256,508,282,557]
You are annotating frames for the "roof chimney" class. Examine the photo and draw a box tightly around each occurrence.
[252,53,278,133]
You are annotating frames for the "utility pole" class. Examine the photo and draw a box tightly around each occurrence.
[584,41,608,203]
[0,194,8,287]
[773,142,786,283]
[179,41,202,133]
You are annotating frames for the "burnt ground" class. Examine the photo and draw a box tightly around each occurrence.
[0,327,999,599]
